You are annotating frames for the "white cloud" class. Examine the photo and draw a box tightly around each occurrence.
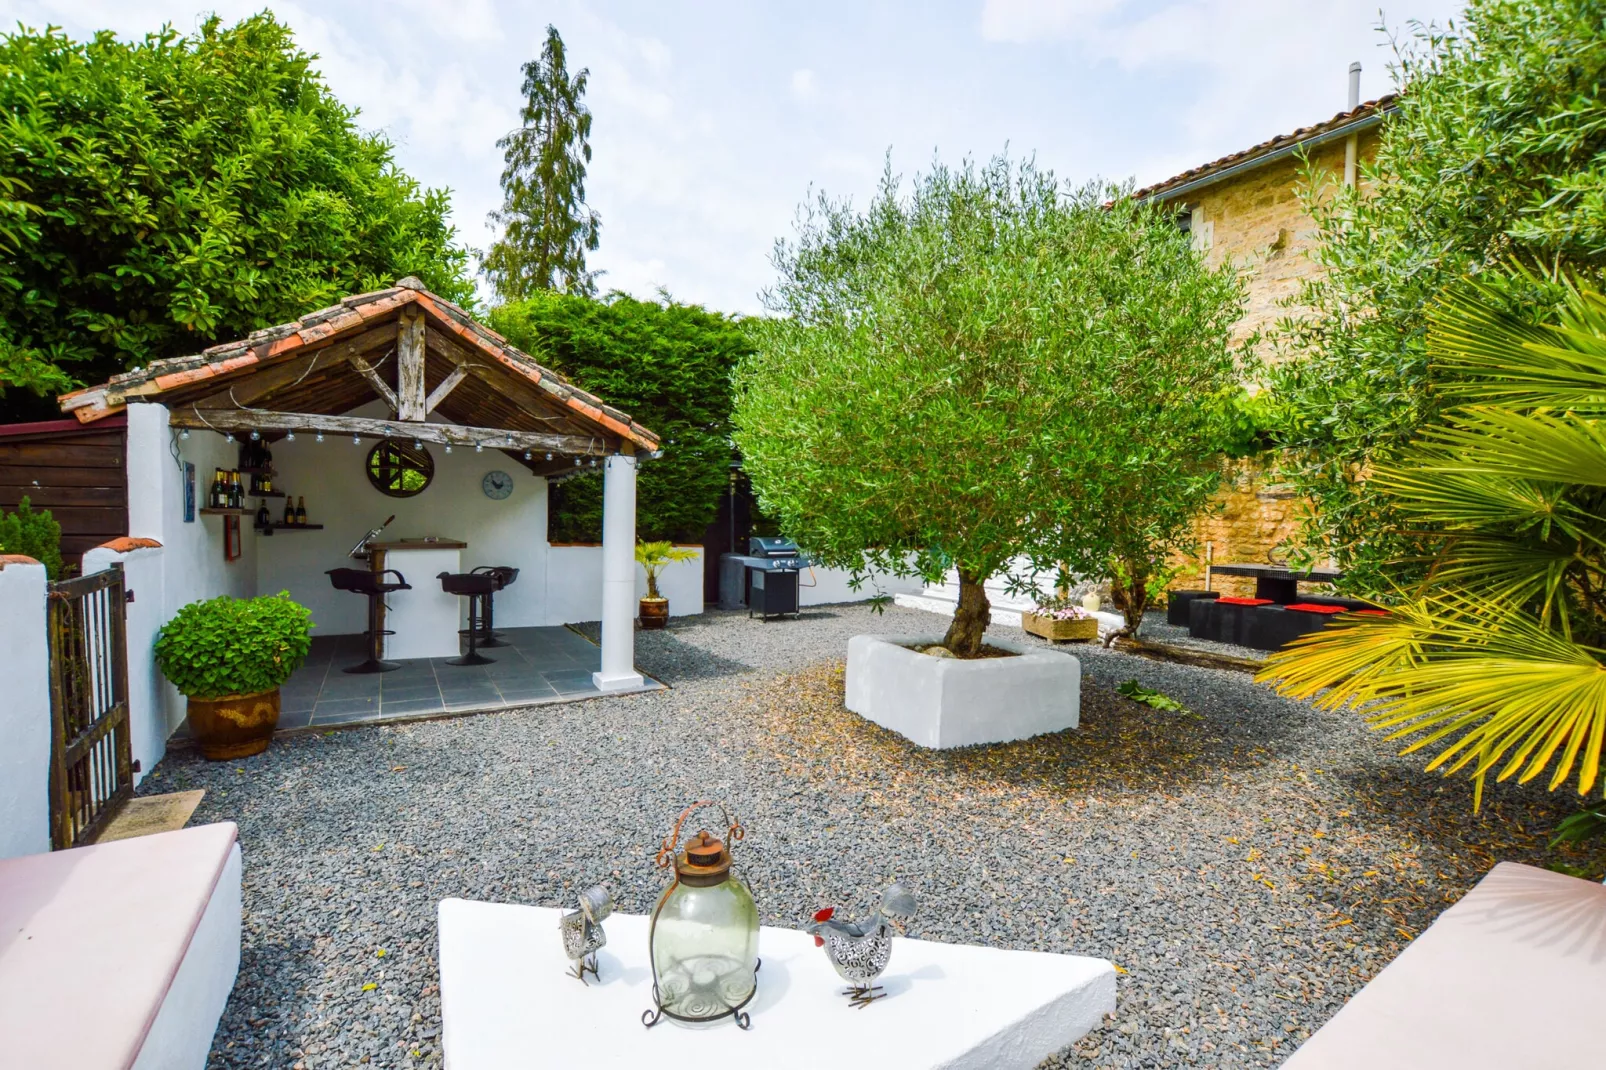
[790,68,817,100]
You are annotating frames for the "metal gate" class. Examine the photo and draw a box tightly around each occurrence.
[47,563,133,849]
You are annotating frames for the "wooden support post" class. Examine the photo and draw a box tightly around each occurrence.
[397,306,426,421]
[424,365,468,415]
[352,355,399,413]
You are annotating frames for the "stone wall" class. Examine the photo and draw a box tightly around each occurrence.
[1162,132,1379,595]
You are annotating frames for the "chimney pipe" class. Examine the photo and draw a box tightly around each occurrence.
[1344,62,1362,187]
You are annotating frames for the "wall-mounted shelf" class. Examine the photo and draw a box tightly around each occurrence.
[199,507,250,516]
[251,490,286,498]
[257,523,324,531]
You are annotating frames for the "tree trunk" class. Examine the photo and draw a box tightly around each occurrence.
[1105,558,1148,647]
[942,569,991,657]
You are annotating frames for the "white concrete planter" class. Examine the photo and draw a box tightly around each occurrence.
[845,635,1081,749]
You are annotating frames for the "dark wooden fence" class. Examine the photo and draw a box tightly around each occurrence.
[47,564,133,848]
[0,416,128,569]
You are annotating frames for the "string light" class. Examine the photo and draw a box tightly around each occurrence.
[589,458,598,467]
[545,452,552,462]
[353,434,361,445]
[225,433,235,443]
[179,429,191,440]
[475,442,484,453]
[413,440,423,451]
[315,432,324,443]
[444,443,452,454]
[286,431,296,442]
[523,450,531,461]
[574,457,581,467]
[249,430,260,441]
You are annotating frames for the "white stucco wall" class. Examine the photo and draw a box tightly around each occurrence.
[81,545,169,783]
[0,558,50,859]
[800,564,927,607]
[546,544,703,622]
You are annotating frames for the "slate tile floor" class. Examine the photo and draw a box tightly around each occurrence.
[275,626,662,731]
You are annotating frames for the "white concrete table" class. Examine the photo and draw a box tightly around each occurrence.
[438,898,1115,1069]
[372,539,464,660]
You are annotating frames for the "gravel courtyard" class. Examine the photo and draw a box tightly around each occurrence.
[148,604,1592,1069]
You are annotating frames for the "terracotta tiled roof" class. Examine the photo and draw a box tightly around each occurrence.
[58,278,659,451]
[1132,94,1398,202]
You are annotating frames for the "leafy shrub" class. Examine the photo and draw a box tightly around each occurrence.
[155,592,313,699]
[488,292,749,542]
[0,16,474,416]
[0,496,63,578]
[1272,0,1606,593]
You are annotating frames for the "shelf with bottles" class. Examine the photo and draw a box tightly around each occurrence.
[256,523,325,531]
[200,507,251,517]
[252,490,286,498]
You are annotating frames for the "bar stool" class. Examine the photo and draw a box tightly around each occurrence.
[437,571,499,666]
[326,567,412,673]
[460,566,519,648]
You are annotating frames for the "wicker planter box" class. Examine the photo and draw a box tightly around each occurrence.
[1022,612,1098,643]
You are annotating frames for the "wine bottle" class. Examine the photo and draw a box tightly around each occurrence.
[209,469,222,509]
[295,496,307,525]
[256,501,271,530]
[283,494,295,525]
[231,470,243,510]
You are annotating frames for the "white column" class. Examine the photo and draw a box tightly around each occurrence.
[0,558,51,858]
[593,451,644,691]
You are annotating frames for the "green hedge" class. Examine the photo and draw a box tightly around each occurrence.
[488,293,748,542]
[0,15,474,418]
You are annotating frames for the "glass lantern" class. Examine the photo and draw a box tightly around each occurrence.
[641,801,760,1029]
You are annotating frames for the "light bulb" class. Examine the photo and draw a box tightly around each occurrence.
[444,443,452,454]
[574,457,581,467]
[179,429,190,440]
[316,432,324,443]
[413,440,422,451]
[286,431,295,442]
[545,452,552,462]
[589,458,598,467]
[353,435,361,445]
[475,442,484,453]
[225,433,234,443]
[523,450,531,461]
[249,430,260,441]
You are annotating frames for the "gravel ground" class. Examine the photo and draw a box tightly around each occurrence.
[1136,616,1269,662]
[146,604,1596,1069]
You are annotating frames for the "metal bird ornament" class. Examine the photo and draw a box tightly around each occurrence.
[805,883,917,1007]
[559,885,614,984]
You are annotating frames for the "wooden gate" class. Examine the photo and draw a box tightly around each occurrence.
[47,563,133,849]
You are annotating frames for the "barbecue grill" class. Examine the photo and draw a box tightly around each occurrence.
[718,537,807,620]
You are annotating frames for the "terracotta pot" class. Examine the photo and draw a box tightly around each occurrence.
[187,688,280,760]
[639,597,669,630]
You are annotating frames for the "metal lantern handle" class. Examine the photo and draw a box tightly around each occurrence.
[654,799,744,870]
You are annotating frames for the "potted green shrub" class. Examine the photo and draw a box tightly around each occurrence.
[635,541,698,629]
[155,592,313,759]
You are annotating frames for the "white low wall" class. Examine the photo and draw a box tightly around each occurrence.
[0,557,50,860]
[82,543,172,783]
[800,565,927,607]
[546,544,703,621]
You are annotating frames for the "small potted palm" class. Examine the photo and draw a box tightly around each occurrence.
[636,540,699,629]
[155,591,313,759]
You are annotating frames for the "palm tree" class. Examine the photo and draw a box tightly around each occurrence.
[1259,272,1606,816]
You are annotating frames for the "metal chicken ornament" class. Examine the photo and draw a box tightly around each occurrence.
[805,883,917,1007]
[559,885,614,984]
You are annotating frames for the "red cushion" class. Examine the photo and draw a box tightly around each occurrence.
[1352,608,1390,617]
[1217,596,1273,606]
[1286,602,1346,614]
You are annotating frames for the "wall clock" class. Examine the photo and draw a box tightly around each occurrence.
[482,470,514,500]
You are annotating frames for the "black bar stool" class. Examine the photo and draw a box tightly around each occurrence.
[438,571,499,666]
[460,566,519,648]
[326,567,412,673]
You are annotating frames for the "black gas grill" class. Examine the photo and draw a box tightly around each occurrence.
[727,536,806,621]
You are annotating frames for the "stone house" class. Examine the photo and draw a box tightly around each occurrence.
[1134,77,1395,596]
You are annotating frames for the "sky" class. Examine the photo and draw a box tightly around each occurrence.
[8,0,1465,315]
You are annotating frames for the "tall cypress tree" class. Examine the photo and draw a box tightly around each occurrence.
[483,26,600,300]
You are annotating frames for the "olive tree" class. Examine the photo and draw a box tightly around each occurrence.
[733,155,1244,656]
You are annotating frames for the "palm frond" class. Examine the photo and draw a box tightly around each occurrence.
[1430,279,1606,414]
[1260,599,1606,803]
[1412,408,1606,488]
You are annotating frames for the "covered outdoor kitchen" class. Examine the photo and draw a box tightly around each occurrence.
[57,277,669,743]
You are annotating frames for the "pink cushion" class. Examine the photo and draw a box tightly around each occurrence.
[0,821,239,1070]
[1286,862,1606,1069]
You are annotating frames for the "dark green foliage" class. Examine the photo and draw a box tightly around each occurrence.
[154,591,313,699]
[1272,0,1606,593]
[0,16,475,414]
[487,293,749,542]
[0,496,62,578]
[483,25,600,299]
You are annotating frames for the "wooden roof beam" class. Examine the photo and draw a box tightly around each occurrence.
[184,323,398,410]
[168,406,615,456]
[397,305,426,421]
